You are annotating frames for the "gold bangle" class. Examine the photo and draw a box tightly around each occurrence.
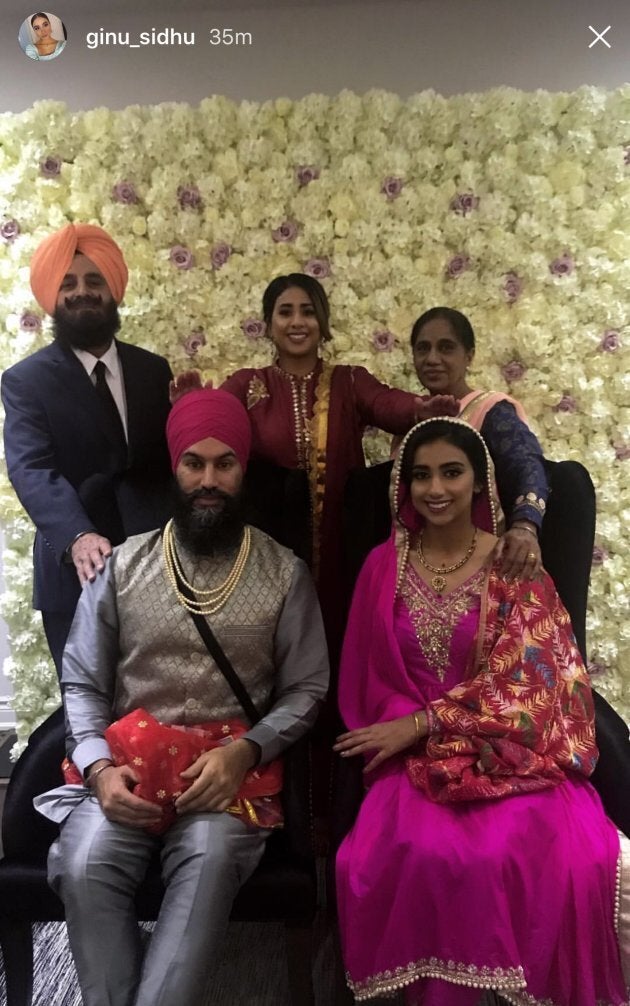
[86,762,114,787]
[412,711,423,744]
[511,524,538,539]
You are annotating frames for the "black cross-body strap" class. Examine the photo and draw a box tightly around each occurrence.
[173,566,262,726]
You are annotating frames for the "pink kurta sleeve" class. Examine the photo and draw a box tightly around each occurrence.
[350,366,417,434]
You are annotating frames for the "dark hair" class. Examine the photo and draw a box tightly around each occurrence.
[410,307,475,353]
[31,12,49,26]
[262,274,332,342]
[400,420,487,488]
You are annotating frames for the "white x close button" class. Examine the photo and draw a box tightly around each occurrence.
[588,25,612,48]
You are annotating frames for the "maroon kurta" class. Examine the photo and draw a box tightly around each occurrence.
[222,361,417,658]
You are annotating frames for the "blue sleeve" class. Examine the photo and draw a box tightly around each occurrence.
[1,365,96,561]
[480,402,548,530]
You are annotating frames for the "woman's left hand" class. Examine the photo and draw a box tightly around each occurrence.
[334,714,426,773]
[494,526,542,580]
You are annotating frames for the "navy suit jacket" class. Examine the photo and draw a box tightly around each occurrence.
[2,339,173,613]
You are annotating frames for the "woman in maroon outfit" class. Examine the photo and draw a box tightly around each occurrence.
[221,274,454,657]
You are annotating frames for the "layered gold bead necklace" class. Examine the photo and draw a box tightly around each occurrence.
[162,519,251,615]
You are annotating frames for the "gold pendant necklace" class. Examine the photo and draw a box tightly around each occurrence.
[415,527,477,594]
[162,519,251,615]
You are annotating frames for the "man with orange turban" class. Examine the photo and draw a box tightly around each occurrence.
[1,223,173,678]
[35,387,329,1006]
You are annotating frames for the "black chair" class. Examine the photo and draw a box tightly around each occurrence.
[0,708,317,1006]
[243,460,312,565]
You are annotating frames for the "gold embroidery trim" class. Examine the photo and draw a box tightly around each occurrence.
[498,993,623,1006]
[515,492,546,514]
[347,957,526,1000]
[225,797,284,830]
[458,390,493,422]
[307,363,333,581]
[246,376,270,410]
[400,565,485,682]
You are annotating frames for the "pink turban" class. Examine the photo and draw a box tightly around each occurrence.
[166,389,252,472]
[30,223,129,315]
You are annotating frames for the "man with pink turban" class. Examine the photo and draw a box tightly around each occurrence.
[1,223,173,677]
[35,386,329,1006]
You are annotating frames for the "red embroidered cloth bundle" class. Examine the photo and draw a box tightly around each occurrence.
[63,708,283,834]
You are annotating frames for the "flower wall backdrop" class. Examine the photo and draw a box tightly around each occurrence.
[1,89,629,748]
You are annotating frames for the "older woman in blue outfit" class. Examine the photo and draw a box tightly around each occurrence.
[409,306,548,578]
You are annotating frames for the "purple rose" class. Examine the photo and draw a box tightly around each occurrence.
[503,271,523,304]
[211,242,232,270]
[178,185,202,210]
[587,660,607,678]
[112,181,138,205]
[591,545,608,567]
[240,317,266,340]
[183,329,206,358]
[40,156,61,178]
[0,219,20,243]
[295,165,320,187]
[449,191,480,216]
[549,252,574,277]
[20,312,42,332]
[272,220,299,243]
[371,329,396,352]
[304,257,331,280]
[380,176,404,201]
[169,245,195,270]
[501,360,526,382]
[613,440,630,461]
[552,394,578,414]
[599,329,621,352]
[446,254,470,279]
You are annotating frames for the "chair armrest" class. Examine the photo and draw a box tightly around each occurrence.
[2,708,66,863]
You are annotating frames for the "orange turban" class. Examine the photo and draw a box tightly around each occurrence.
[30,223,128,315]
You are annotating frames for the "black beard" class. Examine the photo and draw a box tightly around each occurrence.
[53,298,121,350]
[171,484,246,557]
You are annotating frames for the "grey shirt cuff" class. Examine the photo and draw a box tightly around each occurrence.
[72,737,113,778]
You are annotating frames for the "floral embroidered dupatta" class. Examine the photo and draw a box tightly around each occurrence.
[337,418,598,804]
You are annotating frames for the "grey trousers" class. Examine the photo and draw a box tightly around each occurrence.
[48,797,269,1006]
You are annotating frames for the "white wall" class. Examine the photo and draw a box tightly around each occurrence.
[0,0,628,114]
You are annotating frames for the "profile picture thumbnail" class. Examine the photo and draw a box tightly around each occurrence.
[18,11,67,61]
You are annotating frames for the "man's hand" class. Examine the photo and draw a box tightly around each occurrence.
[92,763,163,829]
[333,713,427,774]
[494,525,542,581]
[414,394,460,421]
[71,533,113,586]
[175,740,258,815]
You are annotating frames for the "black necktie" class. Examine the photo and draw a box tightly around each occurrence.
[93,360,127,455]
